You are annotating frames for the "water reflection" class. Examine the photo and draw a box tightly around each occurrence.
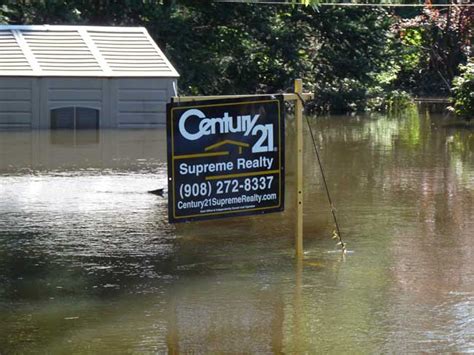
[0,113,472,352]
[0,129,167,173]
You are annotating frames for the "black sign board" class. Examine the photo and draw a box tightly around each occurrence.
[167,96,285,223]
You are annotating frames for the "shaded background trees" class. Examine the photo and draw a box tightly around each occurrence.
[391,5,472,97]
[0,0,472,113]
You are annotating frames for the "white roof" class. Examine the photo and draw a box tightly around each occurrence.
[0,25,179,77]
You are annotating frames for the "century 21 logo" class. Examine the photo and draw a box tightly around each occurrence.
[178,109,274,153]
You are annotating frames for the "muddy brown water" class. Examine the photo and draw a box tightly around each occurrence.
[0,112,472,353]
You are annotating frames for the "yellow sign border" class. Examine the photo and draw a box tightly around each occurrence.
[170,99,282,220]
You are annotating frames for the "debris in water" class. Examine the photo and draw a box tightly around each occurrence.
[103,284,120,289]
[148,188,164,197]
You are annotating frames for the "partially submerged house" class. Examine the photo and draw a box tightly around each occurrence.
[0,25,179,129]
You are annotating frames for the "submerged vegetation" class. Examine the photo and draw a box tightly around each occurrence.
[0,1,472,115]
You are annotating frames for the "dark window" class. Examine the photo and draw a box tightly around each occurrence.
[76,108,99,129]
[51,107,74,129]
[50,107,99,130]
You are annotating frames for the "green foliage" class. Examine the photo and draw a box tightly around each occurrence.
[154,3,314,95]
[1,0,82,24]
[391,6,472,97]
[301,7,394,113]
[0,1,469,114]
[450,59,474,119]
[366,89,416,114]
[398,28,424,72]
[293,0,320,6]
[385,90,416,115]
[0,4,12,23]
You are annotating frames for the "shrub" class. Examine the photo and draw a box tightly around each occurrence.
[451,59,474,119]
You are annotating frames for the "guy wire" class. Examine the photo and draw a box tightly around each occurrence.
[295,93,346,252]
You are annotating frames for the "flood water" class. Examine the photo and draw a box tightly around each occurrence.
[0,111,473,353]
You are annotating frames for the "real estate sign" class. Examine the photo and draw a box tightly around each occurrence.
[167,96,285,223]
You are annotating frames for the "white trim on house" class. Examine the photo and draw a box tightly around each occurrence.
[11,30,41,74]
[77,28,113,76]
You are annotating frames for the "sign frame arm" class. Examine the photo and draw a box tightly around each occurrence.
[172,93,313,103]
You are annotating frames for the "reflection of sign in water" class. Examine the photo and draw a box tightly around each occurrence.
[167,96,285,223]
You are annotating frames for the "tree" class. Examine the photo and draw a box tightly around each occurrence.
[391,5,473,96]
[451,59,474,119]
[1,0,469,113]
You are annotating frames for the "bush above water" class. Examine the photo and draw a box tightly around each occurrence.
[450,59,474,120]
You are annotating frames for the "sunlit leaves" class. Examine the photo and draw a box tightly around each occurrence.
[451,59,474,119]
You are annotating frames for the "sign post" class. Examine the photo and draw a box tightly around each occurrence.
[167,80,312,259]
[294,79,304,259]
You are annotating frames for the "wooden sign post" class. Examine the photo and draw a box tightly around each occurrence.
[294,79,304,259]
[169,79,313,259]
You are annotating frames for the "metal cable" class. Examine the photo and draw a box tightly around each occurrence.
[295,93,346,252]
[216,0,473,7]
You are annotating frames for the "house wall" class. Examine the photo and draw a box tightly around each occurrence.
[0,77,177,129]
[0,78,38,129]
[114,78,175,128]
